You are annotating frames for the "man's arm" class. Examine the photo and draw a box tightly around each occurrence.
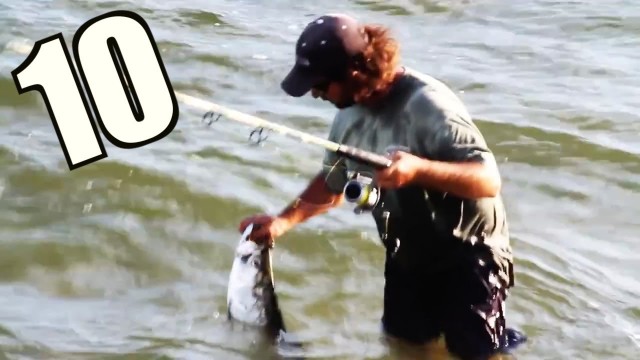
[242,170,343,243]
[241,112,349,242]
[276,112,348,232]
[408,92,502,199]
[376,149,500,199]
[412,155,500,199]
[277,170,344,228]
[414,119,502,199]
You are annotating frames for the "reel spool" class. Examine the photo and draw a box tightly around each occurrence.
[343,173,381,214]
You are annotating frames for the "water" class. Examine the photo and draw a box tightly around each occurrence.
[1,0,639,359]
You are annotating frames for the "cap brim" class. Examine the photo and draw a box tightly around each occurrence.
[281,65,319,97]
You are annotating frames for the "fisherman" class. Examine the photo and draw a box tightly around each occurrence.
[238,13,524,359]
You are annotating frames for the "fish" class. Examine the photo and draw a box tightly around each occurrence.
[226,223,288,343]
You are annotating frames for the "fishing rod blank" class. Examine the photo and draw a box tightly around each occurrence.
[175,91,392,169]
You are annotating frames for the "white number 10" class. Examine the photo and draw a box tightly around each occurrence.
[11,10,179,170]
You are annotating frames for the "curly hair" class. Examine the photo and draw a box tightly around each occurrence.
[346,24,401,103]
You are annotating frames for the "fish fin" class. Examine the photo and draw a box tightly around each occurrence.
[227,300,233,321]
[241,223,254,242]
[502,327,528,352]
[275,330,307,358]
[268,247,276,286]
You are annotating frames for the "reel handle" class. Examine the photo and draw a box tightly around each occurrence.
[336,145,392,169]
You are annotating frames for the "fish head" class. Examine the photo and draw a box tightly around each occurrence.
[233,223,271,274]
[227,223,276,327]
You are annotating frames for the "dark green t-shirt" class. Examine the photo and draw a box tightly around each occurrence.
[321,67,513,287]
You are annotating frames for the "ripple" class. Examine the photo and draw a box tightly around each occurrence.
[0,77,40,109]
[174,9,229,28]
[477,120,640,168]
[354,0,414,16]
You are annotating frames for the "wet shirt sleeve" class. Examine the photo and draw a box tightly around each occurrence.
[407,90,493,164]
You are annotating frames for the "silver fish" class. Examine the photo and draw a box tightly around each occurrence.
[227,223,287,341]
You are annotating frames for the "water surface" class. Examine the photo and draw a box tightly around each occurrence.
[0,0,638,359]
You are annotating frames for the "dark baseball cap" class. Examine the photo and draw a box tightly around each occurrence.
[281,14,368,97]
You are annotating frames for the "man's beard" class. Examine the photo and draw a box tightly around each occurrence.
[333,81,358,109]
[334,99,355,109]
[332,93,356,109]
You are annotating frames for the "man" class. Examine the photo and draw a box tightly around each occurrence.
[238,13,525,359]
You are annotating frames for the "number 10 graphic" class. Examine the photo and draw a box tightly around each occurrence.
[11,10,179,171]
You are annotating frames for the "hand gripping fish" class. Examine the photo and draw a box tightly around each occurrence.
[227,224,303,358]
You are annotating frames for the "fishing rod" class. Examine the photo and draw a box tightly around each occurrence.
[175,91,392,170]
[8,38,387,211]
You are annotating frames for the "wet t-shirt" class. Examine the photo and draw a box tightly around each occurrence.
[321,68,513,287]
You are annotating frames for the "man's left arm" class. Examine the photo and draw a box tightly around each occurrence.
[411,118,501,199]
[403,94,502,199]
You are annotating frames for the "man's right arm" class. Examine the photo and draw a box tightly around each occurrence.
[277,110,350,232]
[240,169,344,243]
[245,113,348,241]
[277,170,344,229]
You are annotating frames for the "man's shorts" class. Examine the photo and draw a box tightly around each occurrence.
[381,258,511,359]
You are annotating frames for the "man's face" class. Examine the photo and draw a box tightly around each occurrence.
[310,80,355,109]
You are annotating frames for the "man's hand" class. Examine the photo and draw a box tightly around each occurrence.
[238,214,292,247]
[374,150,424,189]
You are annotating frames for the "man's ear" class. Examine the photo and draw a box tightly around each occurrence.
[350,52,369,70]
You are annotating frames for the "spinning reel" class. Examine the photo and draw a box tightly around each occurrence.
[343,172,382,214]
[340,146,410,214]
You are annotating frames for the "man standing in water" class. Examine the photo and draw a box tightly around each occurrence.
[238,13,525,359]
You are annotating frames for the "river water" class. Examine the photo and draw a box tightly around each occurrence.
[0,0,638,359]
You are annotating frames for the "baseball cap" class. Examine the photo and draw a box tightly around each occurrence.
[281,14,368,97]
